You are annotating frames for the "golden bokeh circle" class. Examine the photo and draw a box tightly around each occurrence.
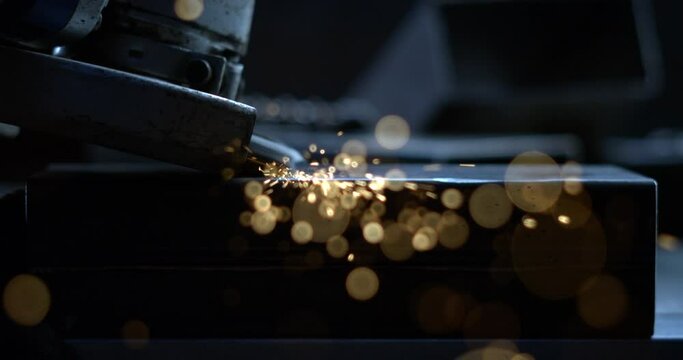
[380,223,414,261]
[577,274,629,329]
[340,193,358,210]
[422,211,441,228]
[250,210,277,235]
[244,180,263,199]
[413,226,438,252]
[341,139,367,157]
[658,233,680,252]
[345,267,380,301]
[3,274,51,327]
[239,211,252,227]
[521,215,537,229]
[469,184,513,229]
[561,161,584,195]
[551,191,592,229]
[174,0,205,21]
[291,221,314,244]
[253,194,272,212]
[293,188,350,243]
[122,319,150,349]
[375,115,411,150]
[505,151,562,213]
[277,206,291,222]
[385,168,407,192]
[437,213,470,250]
[441,188,464,210]
[326,235,350,258]
[363,222,385,244]
[221,168,235,181]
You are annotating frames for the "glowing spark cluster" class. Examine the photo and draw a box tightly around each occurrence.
[235,127,595,305]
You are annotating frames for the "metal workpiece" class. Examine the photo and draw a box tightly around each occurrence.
[0,45,256,172]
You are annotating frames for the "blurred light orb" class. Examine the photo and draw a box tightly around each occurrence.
[251,210,277,235]
[174,0,204,21]
[438,213,470,250]
[239,211,252,227]
[244,180,263,199]
[291,221,314,244]
[326,235,349,258]
[380,223,414,261]
[505,151,562,213]
[346,267,380,301]
[469,184,513,229]
[557,214,572,226]
[341,139,367,157]
[370,201,386,217]
[293,189,350,243]
[318,199,338,219]
[3,274,51,327]
[551,191,592,229]
[375,115,410,150]
[522,215,537,229]
[363,222,385,244]
[561,161,584,195]
[340,193,358,210]
[385,168,407,191]
[221,168,235,181]
[658,233,680,252]
[564,177,584,196]
[277,206,292,222]
[253,194,272,212]
[413,227,438,251]
[122,319,150,349]
[441,188,464,210]
[578,274,629,329]
[422,211,440,228]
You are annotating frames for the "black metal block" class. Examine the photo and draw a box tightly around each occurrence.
[23,164,656,339]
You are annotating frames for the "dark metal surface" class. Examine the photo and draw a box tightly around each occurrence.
[0,45,256,172]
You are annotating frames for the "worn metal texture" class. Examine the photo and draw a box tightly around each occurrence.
[0,45,255,172]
